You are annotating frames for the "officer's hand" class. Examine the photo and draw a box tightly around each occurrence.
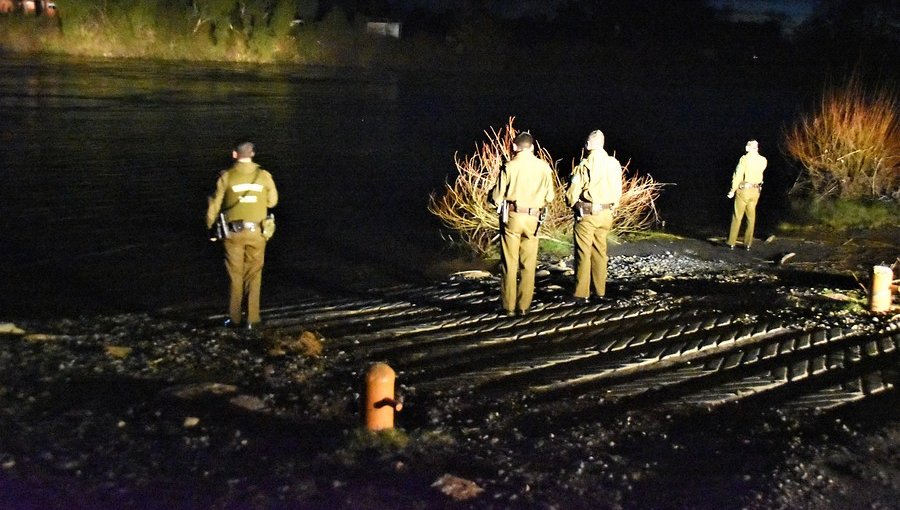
[727,191,735,199]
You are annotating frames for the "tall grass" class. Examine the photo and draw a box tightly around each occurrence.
[0,0,393,65]
[428,118,663,257]
[784,74,900,200]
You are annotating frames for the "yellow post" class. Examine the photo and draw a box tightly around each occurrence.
[365,363,402,431]
[870,265,894,313]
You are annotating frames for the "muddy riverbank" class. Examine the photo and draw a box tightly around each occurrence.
[2,232,897,509]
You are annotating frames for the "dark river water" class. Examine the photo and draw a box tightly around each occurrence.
[0,56,805,317]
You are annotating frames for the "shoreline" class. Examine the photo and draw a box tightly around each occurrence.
[3,224,897,323]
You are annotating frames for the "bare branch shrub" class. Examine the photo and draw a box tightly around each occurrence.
[784,75,900,199]
[428,118,561,256]
[612,160,666,235]
[429,118,665,256]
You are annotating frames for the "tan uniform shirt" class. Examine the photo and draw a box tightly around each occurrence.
[730,152,767,192]
[206,161,278,229]
[565,149,623,207]
[490,151,555,209]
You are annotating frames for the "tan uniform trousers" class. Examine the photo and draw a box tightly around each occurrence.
[500,212,540,313]
[727,188,760,248]
[573,210,614,298]
[224,229,267,324]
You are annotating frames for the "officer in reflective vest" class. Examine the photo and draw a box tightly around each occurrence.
[206,142,278,329]
[489,132,556,316]
[565,130,623,303]
[726,139,767,251]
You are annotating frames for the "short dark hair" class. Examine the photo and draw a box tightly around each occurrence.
[513,132,534,149]
[235,142,255,158]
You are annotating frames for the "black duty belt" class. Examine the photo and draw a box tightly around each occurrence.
[508,203,542,216]
[575,201,613,214]
[227,220,259,233]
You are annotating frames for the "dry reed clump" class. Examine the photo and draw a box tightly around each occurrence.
[429,118,664,256]
[612,162,666,235]
[427,118,566,256]
[784,75,900,200]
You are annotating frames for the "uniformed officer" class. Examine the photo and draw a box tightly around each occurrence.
[726,139,767,250]
[565,130,623,303]
[206,142,278,329]
[489,132,556,316]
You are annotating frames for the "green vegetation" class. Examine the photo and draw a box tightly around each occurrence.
[0,0,412,65]
[331,428,410,467]
[785,198,900,230]
[539,238,574,260]
[620,230,687,242]
[345,427,410,452]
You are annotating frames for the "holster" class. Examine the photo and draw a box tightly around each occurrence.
[209,213,230,242]
[262,214,275,240]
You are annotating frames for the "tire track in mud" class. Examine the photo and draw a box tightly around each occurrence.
[239,278,898,424]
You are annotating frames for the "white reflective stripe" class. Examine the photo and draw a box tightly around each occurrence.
[239,196,258,203]
[231,183,264,192]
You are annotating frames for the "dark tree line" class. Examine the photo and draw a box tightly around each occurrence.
[4,0,896,68]
[319,0,898,66]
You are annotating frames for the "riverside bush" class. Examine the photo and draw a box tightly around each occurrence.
[784,75,900,200]
[429,118,663,257]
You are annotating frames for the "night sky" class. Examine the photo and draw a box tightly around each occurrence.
[707,0,819,23]
[384,0,820,23]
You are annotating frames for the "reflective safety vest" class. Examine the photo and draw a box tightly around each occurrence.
[223,163,267,222]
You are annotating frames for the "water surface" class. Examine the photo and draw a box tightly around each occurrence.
[0,57,802,316]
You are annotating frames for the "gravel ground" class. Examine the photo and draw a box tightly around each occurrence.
[1,234,897,510]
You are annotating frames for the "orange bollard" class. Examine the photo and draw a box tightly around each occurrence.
[870,265,894,313]
[365,363,402,431]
